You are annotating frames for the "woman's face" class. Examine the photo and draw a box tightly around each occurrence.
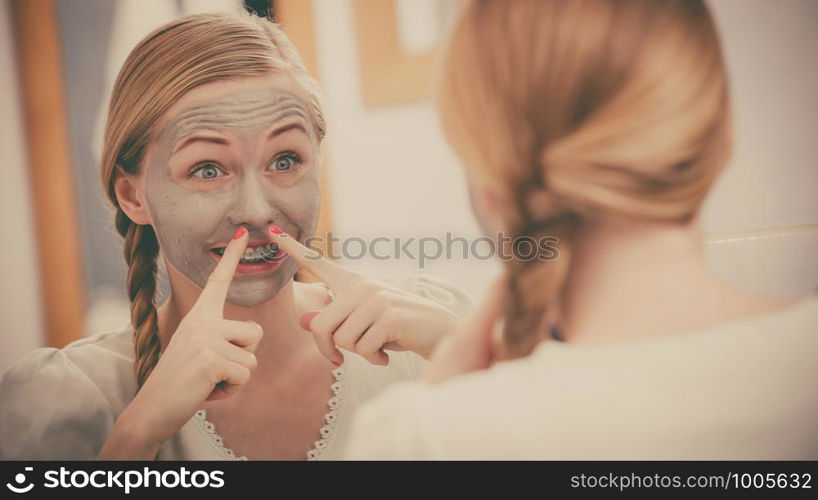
[141,74,321,307]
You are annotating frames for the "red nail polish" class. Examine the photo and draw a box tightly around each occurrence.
[270,225,283,235]
[331,360,341,367]
[233,227,247,239]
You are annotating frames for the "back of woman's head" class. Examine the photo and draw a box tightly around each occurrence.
[438,0,731,358]
[100,12,325,392]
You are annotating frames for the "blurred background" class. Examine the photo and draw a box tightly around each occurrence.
[1,0,817,374]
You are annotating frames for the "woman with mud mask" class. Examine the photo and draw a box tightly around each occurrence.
[0,13,471,460]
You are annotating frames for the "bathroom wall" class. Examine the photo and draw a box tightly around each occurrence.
[703,0,818,298]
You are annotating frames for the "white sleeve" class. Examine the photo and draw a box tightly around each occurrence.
[321,274,475,317]
[400,274,475,319]
[341,381,437,460]
[0,348,116,460]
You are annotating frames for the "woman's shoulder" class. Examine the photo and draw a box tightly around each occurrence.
[62,322,136,358]
[753,293,818,338]
[0,323,138,420]
[0,323,137,459]
[340,358,538,459]
[18,323,136,384]
[5,321,135,372]
[349,293,818,397]
[605,293,816,358]
[343,295,818,459]
[517,294,818,394]
[53,323,137,375]
[687,292,818,342]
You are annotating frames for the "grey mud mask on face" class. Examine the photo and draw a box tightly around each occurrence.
[143,88,320,307]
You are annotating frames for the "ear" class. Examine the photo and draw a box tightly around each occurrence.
[113,166,152,225]
[480,186,508,234]
[466,174,506,235]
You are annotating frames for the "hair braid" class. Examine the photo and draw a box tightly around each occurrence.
[115,209,161,391]
[498,179,580,360]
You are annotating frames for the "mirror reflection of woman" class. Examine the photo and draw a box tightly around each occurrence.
[0,13,472,461]
[343,0,818,460]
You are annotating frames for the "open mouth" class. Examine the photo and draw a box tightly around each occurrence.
[211,241,281,264]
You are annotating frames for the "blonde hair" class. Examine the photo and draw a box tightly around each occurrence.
[100,13,326,392]
[438,0,731,359]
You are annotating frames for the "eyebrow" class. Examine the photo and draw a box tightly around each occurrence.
[171,121,308,156]
[268,121,307,139]
[172,134,230,154]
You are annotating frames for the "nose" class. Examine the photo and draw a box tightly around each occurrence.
[227,174,276,229]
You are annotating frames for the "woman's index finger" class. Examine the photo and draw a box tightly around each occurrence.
[192,227,249,316]
[269,226,360,290]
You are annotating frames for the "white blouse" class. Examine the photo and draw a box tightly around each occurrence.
[0,275,474,460]
[342,295,818,460]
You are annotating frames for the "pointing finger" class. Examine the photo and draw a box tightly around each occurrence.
[268,225,361,291]
[193,227,249,317]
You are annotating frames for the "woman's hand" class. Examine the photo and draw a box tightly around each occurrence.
[121,228,263,447]
[421,275,506,384]
[269,227,463,366]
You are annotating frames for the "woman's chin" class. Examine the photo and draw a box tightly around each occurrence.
[223,265,297,307]
[225,287,282,308]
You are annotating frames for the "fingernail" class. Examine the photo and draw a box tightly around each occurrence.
[233,227,247,239]
[270,225,283,235]
[331,360,342,367]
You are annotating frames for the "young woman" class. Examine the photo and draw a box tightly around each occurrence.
[342,0,818,459]
[0,13,472,460]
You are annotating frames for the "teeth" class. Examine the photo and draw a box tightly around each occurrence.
[243,243,279,261]
[264,242,280,255]
[213,242,279,260]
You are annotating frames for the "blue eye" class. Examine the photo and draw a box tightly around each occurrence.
[269,153,302,172]
[190,162,225,180]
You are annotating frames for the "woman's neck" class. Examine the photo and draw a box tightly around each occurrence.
[157,271,319,379]
[559,214,789,345]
